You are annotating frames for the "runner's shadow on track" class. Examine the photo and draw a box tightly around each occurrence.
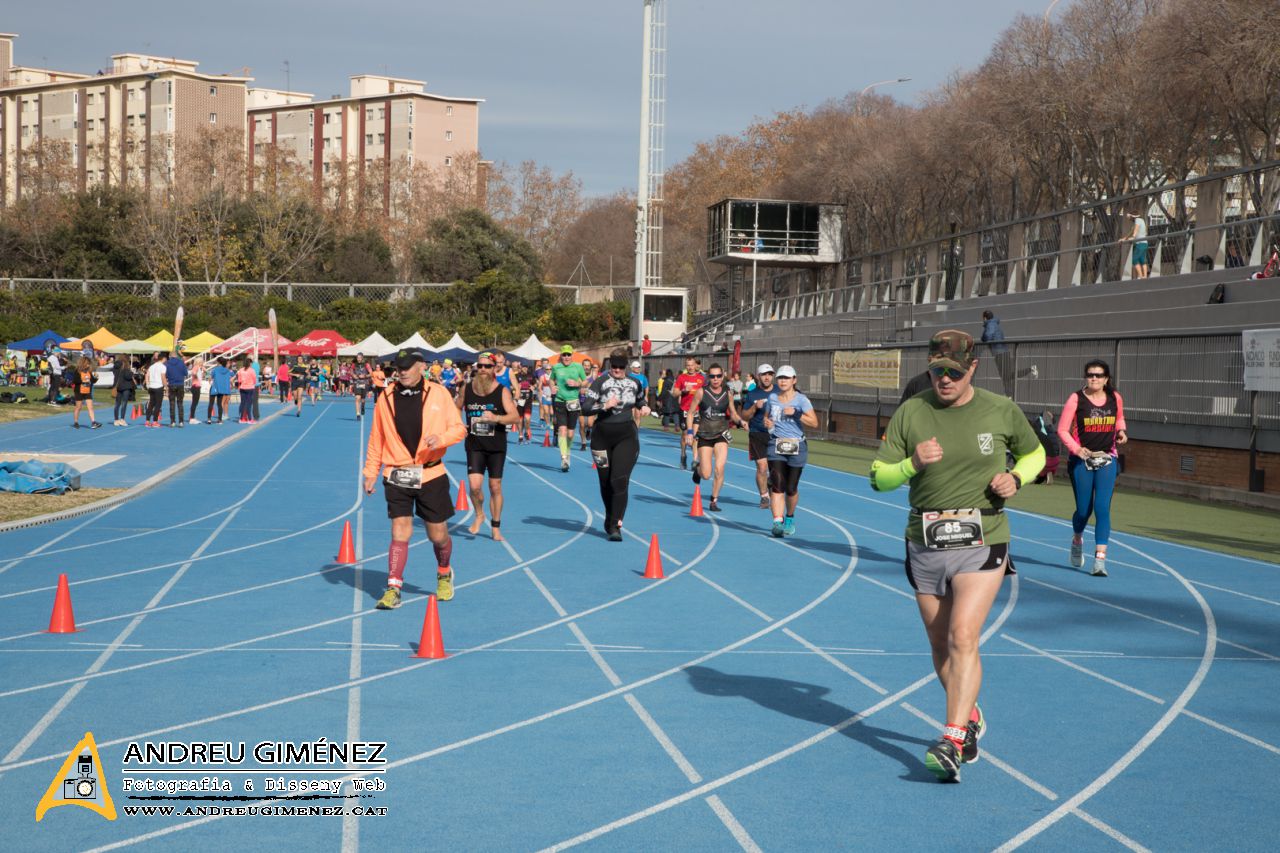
[519,461,571,473]
[321,565,433,600]
[685,666,938,783]
[633,493,685,507]
[522,515,599,538]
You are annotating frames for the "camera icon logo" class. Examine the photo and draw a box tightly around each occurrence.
[62,754,97,800]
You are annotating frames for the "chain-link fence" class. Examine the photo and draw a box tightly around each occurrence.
[3,278,593,310]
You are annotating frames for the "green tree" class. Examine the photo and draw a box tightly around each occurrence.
[315,229,397,284]
[411,208,542,284]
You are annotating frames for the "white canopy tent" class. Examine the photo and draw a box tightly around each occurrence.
[436,332,476,354]
[395,332,436,352]
[508,334,558,361]
[338,332,397,357]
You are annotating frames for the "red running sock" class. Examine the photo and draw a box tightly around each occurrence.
[942,723,967,750]
[387,540,408,589]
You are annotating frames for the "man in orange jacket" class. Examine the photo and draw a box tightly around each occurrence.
[364,348,468,609]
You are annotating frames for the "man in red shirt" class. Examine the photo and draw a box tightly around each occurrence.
[672,356,705,469]
[641,334,652,356]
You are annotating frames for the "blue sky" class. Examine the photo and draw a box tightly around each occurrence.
[7,1,1055,196]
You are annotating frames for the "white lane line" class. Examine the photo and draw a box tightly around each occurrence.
[691,571,773,623]
[1002,635,1165,704]
[1043,649,1126,656]
[898,702,1149,852]
[0,505,122,577]
[704,794,763,853]
[0,484,700,775]
[993,540,1218,851]
[1181,710,1280,757]
[622,693,704,785]
[1189,580,1280,607]
[858,574,916,600]
[2,504,242,765]
[343,415,367,853]
[780,629,889,697]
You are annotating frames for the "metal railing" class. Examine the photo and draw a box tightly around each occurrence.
[694,161,1280,329]
[643,331,1280,435]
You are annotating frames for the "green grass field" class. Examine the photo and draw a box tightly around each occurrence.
[641,423,1280,565]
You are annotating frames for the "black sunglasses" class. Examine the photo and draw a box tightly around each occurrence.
[476,363,494,369]
[1085,372,1107,378]
[928,364,968,381]
[708,373,724,378]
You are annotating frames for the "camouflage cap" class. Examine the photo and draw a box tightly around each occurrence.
[928,329,975,371]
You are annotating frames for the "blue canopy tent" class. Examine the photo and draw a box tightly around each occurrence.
[5,330,69,353]
[431,347,482,365]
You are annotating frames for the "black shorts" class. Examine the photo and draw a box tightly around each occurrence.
[383,475,454,524]
[74,391,93,401]
[467,448,506,478]
[553,400,581,430]
[748,431,770,461]
[279,381,290,394]
[696,431,730,449]
[517,398,533,416]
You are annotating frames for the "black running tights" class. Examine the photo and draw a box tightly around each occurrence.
[593,423,639,529]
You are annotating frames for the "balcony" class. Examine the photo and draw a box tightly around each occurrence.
[707,198,844,267]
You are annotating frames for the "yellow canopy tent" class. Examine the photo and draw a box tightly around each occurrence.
[142,330,175,351]
[182,331,224,354]
[63,327,125,353]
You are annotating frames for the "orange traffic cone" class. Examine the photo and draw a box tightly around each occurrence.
[455,482,469,512]
[643,534,664,580]
[542,430,552,447]
[689,484,704,518]
[336,521,356,564]
[412,594,448,659]
[131,404,139,420]
[47,573,77,633]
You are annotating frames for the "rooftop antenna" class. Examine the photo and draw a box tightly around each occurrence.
[634,0,667,337]
[283,59,290,93]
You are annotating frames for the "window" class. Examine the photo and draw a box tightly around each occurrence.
[87,93,95,105]
[87,119,95,130]
[209,85,217,96]
[128,88,136,101]
[309,136,314,149]
[323,162,330,174]
[376,133,384,145]
[365,133,373,146]
[323,113,331,124]
[209,112,217,124]
[444,156,452,166]
[445,130,452,141]
[446,105,453,116]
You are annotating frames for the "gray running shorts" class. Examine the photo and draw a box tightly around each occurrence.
[904,540,1013,597]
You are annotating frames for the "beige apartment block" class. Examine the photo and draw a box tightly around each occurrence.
[246,75,482,213]
[0,34,248,204]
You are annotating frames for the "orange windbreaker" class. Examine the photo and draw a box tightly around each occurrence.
[363,381,467,482]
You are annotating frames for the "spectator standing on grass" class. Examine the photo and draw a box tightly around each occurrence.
[112,354,135,426]
[44,346,64,405]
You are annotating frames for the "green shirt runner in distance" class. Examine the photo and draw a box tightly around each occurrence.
[551,361,587,402]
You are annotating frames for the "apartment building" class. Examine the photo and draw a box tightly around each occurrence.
[246,75,483,213]
[0,34,249,204]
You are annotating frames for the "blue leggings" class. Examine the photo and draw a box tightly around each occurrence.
[1068,456,1118,545]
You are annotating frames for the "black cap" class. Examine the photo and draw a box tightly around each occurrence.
[393,348,426,371]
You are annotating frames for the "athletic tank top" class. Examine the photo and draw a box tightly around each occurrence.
[463,382,507,451]
[1073,389,1119,454]
[697,388,731,438]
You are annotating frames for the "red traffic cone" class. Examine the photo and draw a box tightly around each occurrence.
[412,594,448,659]
[542,430,552,447]
[455,482,470,512]
[689,484,704,518]
[643,534,664,580]
[336,520,356,564]
[131,404,139,420]
[47,573,77,633]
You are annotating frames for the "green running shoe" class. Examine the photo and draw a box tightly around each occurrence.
[925,739,961,782]
[375,587,402,610]
[437,569,455,602]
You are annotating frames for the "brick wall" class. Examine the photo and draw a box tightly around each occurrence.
[825,411,1278,494]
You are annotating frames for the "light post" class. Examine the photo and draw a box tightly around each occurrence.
[858,77,911,115]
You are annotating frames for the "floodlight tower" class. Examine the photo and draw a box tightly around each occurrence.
[633,0,666,339]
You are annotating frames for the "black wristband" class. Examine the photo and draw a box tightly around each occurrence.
[1010,472,1022,490]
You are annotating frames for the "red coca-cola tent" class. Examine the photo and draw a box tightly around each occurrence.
[211,327,293,355]
[279,330,353,357]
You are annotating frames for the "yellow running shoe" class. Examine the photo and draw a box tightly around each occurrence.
[436,569,454,602]
[375,587,402,610]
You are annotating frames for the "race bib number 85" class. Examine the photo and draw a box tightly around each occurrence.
[923,508,985,550]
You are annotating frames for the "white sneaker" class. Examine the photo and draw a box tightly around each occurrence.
[1070,541,1084,568]
[1091,557,1108,577]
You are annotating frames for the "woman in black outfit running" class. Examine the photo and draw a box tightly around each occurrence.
[581,350,652,541]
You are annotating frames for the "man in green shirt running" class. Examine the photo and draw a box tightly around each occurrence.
[550,345,588,472]
[871,329,1044,783]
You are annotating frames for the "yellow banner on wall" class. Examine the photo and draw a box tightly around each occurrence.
[832,349,901,389]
